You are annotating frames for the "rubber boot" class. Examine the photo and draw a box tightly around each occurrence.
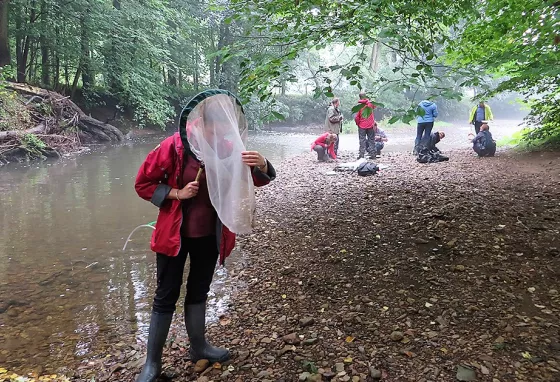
[136,312,173,382]
[185,302,230,363]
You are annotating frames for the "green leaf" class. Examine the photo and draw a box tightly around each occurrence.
[351,104,365,113]
[361,106,373,118]
[271,111,285,120]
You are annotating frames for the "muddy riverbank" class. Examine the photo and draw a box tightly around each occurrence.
[73,148,560,382]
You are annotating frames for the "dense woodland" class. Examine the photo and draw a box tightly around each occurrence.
[0,0,558,143]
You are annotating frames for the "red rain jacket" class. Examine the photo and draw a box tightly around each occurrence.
[311,133,337,159]
[135,133,274,264]
[354,99,376,129]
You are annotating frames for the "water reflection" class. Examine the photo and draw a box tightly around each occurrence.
[0,132,314,374]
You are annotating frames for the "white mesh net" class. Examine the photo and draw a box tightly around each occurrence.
[185,93,255,234]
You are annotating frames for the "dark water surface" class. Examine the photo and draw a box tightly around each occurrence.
[0,123,522,373]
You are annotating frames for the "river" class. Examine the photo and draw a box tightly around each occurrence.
[0,121,522,374]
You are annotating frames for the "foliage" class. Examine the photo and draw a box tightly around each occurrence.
[228,0,475,122]
[20,132,46,156]
[3,0,249,128]
[450,0,560,144]
[0,87,30,131]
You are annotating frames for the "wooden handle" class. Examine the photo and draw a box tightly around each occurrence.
[195,167,204,182]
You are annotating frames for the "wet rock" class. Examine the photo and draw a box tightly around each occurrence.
[303,338,319,346]
[194,359,210,373]
[390,331,404,341]
[282,332,300,344]
[300,317,315,327]
[456,365,476,381]
[369,367,382,379]
[257,370,271,378]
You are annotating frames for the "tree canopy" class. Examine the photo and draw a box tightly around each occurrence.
[0,0,558,141]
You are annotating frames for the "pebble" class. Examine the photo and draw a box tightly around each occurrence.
[369,367,382,379]
[335,363,345,372]
[300,317,315,327]
[194,359,210,373]
[390,331,404,341]
[303,338,319,346]
[282,332,300,344]
[456,365,476,381]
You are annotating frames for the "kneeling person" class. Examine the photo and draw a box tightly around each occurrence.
[311,133,337,162]
[372,122,387,158]
[471,123,496,157]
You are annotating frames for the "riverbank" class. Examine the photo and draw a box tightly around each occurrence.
[66,148,560,382]
[0,83,124,166]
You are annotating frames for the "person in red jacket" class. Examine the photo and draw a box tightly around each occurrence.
[311,132,337,161]
[354,92,377,159]
[134,90,276,382]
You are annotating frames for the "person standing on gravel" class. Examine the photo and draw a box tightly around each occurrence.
[134,90,276,382]
[325,98,343,155]
[415,100,438,154]
[354,92,377,159]
[469,101,494,135]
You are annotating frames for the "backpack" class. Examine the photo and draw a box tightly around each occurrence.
[357,162,379,176]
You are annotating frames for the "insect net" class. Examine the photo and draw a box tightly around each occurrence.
[183,92,255,234]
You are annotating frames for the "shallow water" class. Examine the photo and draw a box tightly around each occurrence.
[0,121,523,373]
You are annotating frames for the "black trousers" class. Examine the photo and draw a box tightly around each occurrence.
[153,236,219,314]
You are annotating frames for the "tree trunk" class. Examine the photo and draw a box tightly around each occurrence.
[80,14,94,89]
[0,0,10,67]
[40,0,49,86]
[17,5,35,82]
[193,39,199,91]
[369,41,380,73]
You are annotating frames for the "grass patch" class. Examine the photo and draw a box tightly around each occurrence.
[498,128,560,151]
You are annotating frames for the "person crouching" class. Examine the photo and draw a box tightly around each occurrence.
[471,123,496,157]
[311,133,337,162]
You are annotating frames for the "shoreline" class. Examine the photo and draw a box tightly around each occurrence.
[53,149,560,382]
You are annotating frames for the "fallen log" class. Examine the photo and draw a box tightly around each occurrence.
[5,82,124,142]
[0,124,45,142]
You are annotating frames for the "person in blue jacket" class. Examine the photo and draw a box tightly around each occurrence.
[414,100,438,154]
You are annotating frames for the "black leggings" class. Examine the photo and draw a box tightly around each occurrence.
[153,236,219,314]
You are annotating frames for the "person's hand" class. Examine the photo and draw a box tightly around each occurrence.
[242,151,266,168]
[178,181,199,199]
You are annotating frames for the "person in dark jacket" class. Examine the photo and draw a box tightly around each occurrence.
[365,122,388,157]
[416,131,448,163]
[470,123,496,157]
[134,90,276,382]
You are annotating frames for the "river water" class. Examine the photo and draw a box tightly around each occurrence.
[0,121,522,374]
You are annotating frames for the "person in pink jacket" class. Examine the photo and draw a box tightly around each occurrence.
[311,132,337,161]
